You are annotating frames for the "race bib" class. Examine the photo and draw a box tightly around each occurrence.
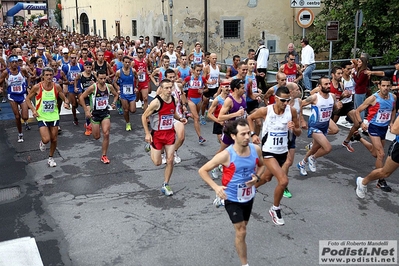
[265,131,288,151]
[11,85,22,93]
[138,73,146,82]
[42,100,55,112]
[319,107,332,122]
[237,183,255,202]
[376,110,391,124]
[95,96,108,110]
[69,71,79,80]
[123,85,133,95]
[194,56,201,63]
[160,114,174,130]
[286,74,296,82]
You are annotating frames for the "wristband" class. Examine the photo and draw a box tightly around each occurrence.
[254,173,260,182]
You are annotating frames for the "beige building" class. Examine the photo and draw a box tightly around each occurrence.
[60,0,321,63]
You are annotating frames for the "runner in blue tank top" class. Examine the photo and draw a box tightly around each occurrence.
[356,111,399,198]
[113,56,139,131]
[199,119,265,266]
[354,77,396,192]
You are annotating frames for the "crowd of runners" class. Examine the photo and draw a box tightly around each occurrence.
[1,25,399,266]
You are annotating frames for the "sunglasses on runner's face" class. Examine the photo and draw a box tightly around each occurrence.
[275,96,291,103]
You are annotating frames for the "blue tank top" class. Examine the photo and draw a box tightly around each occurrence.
[230,65,238,77]
[192,51,203,65]
[114,60,123,71]
[119,68,135,97]
[367,92,395,127]
[222,143,258,203]
[62,63,83,90]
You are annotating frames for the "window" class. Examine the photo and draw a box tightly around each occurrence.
[102,20,107,38]
[93,19,97,36]
[132,20,137,37]
[72,19,75,32]
[223,20,240,39]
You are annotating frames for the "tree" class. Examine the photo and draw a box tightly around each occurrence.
[54,0,62,28]
[308,0,399,64]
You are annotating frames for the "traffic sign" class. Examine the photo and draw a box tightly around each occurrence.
[326,21,339,41]
[291,0,321,8]
[296,8,315,28]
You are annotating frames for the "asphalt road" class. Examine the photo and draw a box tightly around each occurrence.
[0,101,398,266]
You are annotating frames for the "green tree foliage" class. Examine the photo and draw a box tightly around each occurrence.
[54,0,62,28]
[308,0,399,63]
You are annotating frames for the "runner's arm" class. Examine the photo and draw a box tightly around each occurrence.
[198,150,230,200]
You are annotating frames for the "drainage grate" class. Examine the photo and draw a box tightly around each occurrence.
[0,186,21,203]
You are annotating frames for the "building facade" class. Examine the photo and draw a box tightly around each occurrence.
[60,0,321,62]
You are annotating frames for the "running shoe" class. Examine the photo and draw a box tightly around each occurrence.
[2,98,6,103]
[283,188,292,198]
[101,155,110,164]
[118,107,123,115]
[211,168,219,179]
[174,151,181,164]
[161,183,174,196]
[58,126,62,132]
[352,131,361,142]
[362,130,369,136]
[17,134,24,143]
[200,115,206,125]
[144,143,151,152]
[126,123,132,131]
[73,118,79,126]
[376,179,392,192]
[305,142,313,151]
[342,141,354,152]
[84,124,92,136]
[47,157,57,167]
[269,206,285,226]
[356,177,367,198]
[199,136,206,145]
[213,196,225,208]
[308,155,317,172]
[24,122,31,131]
[161,153,166,164]
[297,160,307,176]
[39,140,46,151]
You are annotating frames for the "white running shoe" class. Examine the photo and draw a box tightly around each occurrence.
[211,168,219,179]
[47,157,57,167]
[308,155,317,172]
[297,161,308,176]
[161,183,173,196]
[356,177,367,199]
[213,196,225,208]
[174,151,181,164]
[17,134,24,143]
[269,206,285,226]
[39,140,46,151]
[161,153,166,164]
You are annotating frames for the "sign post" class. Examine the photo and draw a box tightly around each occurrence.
[296,8,315,37]
[353,10,363,58]
[326,21,339,77]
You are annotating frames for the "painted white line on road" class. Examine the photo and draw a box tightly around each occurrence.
[0,237,44,266]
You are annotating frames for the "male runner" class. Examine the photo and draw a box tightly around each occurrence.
[141,79,188,196]
[26,67,70,167]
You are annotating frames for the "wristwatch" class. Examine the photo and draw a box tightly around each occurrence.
[251,131,257,137]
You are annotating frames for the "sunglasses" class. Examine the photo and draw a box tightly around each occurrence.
[289,58,295,61]
[275,96,291,103]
